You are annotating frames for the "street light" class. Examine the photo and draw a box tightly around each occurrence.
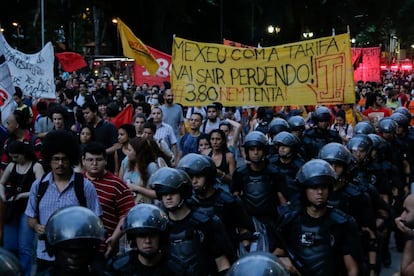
[112,18,120,56]
[267,25,281,35]
[302,31,314,39]
[12,21,22,49]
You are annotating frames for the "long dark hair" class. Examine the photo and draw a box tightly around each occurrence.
[209,129,228,153]
[127,137,157,182]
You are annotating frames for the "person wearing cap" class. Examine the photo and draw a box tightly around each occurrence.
[107,204,172,275]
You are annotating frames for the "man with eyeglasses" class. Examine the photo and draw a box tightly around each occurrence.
[82,141,135,259]
[25,130,102,274]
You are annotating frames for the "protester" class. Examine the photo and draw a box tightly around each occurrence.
[82,142,135,258]
[25,130,102,273]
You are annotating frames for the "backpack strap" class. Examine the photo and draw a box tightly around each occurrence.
[36,173,86,220]
[74,172,86,207]
[36,174,49,220]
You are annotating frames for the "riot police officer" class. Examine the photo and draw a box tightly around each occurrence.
[354,121,375,135]
[107,204,171,275]
[227,251,288,276]
[177,153,254,259]
[269,131,305,204]
[232,131,285,252]
[274,159,362,275]
[302,106,341,160]
[319,142,378,273]
[149,167,232,275]
[40,206,106,276]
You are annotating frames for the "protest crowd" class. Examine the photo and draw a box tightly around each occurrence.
[3,25,414,275]
[1,67,414,276]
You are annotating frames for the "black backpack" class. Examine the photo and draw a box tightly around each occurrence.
[36,172,86,220]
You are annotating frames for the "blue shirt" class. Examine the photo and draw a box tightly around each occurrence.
[25,171,102,261]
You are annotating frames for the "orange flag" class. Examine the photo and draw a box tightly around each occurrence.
[116,18,159,76]
[110,104,133,128]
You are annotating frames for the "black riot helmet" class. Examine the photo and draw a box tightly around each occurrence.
[318,142,352,166]
[177,153,216,179]
[354,121,375,135]
[296,159,337,190]
[148,167,193,200]
[123,204,168,237]
[390,112,410,128]
[244,131,268,162]
[244,131,268,149]
[347,134,373,154]
[287,115,306,131]
[0,247,23,276]
[227,251,289,276]
[394,106,412,121]
[45,206,105,250]
[378,117,398,133]
[312,106,332,123]
[368,133,387,152]
[268,118,290,137]
[273,131,300,147]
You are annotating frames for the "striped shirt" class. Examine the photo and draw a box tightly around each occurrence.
[25,171,102,261]
[84,171,135,254]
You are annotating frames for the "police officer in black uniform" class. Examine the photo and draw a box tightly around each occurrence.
[232,131,285,252]
[177,153,254,259]
[267,118,290,156]
[354,121,375,135]
[302,106,341,160]
[39,206,107,276]
[274,159,362,275]
[347,134,391,274]
[269,131,305,205]
[107,204,172,275]
[319,142,378,274]
[149,167,231,276]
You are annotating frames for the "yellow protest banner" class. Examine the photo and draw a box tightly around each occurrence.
[172,33,355,107]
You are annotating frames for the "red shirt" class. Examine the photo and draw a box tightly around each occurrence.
[363,106,392,124]
[84,171,135,254]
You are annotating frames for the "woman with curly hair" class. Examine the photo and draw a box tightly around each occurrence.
[119,137,158,203]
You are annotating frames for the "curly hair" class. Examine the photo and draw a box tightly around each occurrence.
[42,130,80,166]
[127,137,157,182]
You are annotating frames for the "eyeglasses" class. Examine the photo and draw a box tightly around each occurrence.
[51,156,70,163]
[84,158,105,163]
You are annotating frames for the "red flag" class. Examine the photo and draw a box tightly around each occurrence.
[110,104,133,128]
[134,46,171,86]
[55,52,88,72]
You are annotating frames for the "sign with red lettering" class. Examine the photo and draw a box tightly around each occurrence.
[134,46,171,86]
[172,34,355,107]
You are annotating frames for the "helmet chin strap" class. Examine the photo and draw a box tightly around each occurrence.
[194,185,207,196]
[166,199,185,212]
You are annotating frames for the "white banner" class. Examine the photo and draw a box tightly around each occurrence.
[0,55,15,123]
[0,33,56,99]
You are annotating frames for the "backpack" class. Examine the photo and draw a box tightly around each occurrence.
[36,172,86,220]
